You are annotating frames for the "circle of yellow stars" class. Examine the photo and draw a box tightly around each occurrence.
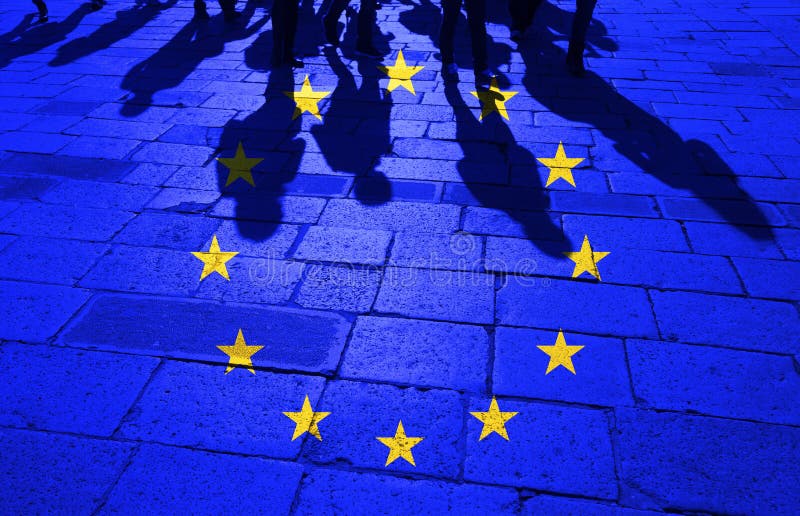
[178,49,621,470]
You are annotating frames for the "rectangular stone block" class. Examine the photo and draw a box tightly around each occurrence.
[616,408,800,514]
[0,343,158,435]
[651,290,800,353]
[41,179,159,211]
[80,245,199,296]
[627,339,800,425]
[118,362,326,457]
[341,316,489,391]
[0,428,132,515]
[319,199,461,232]
[494,327,632,406]
[295,264,381,313]
[295,469,519,515]
[60,294,351,373]
[464,398,617,499]
[375,267,495,324]
[562,214,689,252]
[294,226,392,265]
[302,380,463,479]
[104,444,303,513]
[113,211,221,249]
[497,276,658,338]
[732,257,800,300]
[391,231,484,271]
[0,281,89,342]
[0,203,133,241]
[0,236,108,285]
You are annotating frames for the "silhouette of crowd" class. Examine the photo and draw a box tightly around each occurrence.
[21,0,599,78]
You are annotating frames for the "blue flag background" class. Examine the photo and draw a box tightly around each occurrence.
[0,0,798,513]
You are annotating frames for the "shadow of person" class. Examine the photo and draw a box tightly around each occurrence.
[444,78,566,253]
[311,46,392,205]
[120,0,267,117]
[50,0,178,66]
[521,2,774,240]
[0,14,36,46]
[397,0,510,74]
[0,3,95,70]
[214,67,304,241]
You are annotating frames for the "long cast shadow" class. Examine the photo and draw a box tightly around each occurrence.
[311,46,392,204]
[444,78,564,251]
[120,0,267,116]
[523,3,773,239]
[0,3,95,70]
[50,0,178,66]
[398,0,511,73]
[214,67,302,241]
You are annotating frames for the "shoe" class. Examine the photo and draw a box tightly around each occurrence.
[510,29,523,42]
[223,10,241,22]
[288,58,304,68]
[442,62,458,76]
[474,68,492,84]
[566,52,585,76]
[36,11,48,23]
[322,16,339,46]
[90,0,103,11]
[354,45,382,58]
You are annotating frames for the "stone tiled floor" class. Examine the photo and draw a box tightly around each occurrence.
[0,0,798,513]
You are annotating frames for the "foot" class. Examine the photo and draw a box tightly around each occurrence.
[288,58,304,68]
[322,16,339,46]
[442,62,458,77]
[474,68,492,84]
[223,10,241,22]
[36,12,48,23]
[566,52,585,76]
[354,45,382,58]
[90,0,103,11]
[510,29,523,42]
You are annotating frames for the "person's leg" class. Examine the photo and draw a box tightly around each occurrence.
[272,0,287,65]
[465,0,488,72]
[355,0,377,51]
[439,0,461,65]
[323,0,348,45]
[508,0,529,33]
[219,0,239,20]
[194,0,210,19]
[31,0,47,22]
[283,0,301,64]
[567,0,597,74]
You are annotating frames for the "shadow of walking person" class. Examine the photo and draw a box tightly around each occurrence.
[120,0,267,117]
[214,67,305,241]
[0,3,95,70]
[522,2,774,240]
[444,78,566,253]
[311,46,392,205]
[50,0,178,66]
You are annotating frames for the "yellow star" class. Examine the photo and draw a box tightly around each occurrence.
[283,75,330,120]
[537,141,585,187]
[216,329,264,374]
[376,420,423,467]
[191,235,238,281]
[216,142,263,187]
[470,77,518,120]
[563,234,610,280]
[283,395,331,441]
[470,397,518,441]
[537,330,584,374]
[378,49,424,95]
